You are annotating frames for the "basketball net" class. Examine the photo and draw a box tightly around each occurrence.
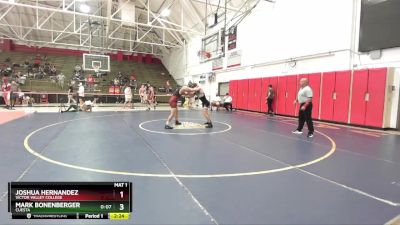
[198,51,211,62]
[93,65,100,73]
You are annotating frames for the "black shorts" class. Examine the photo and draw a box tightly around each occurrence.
[199,96,210,108]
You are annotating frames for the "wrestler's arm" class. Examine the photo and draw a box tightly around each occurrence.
[180,86,200,94]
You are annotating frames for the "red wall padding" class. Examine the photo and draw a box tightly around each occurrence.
[229,67,388,128]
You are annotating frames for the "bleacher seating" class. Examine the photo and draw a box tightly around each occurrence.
[0,51,176,93]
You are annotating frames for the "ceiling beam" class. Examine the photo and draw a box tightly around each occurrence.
[191,0,244,13]
[0,0,200,34]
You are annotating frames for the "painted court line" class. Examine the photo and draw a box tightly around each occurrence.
[216,114,400,206]
[220,113,400,165]
[23,115,336,178]
[20,113,400,206]
[220,133,400,207]
[0,113,102,202]
[122,118,219,225]
[139,118,232,135]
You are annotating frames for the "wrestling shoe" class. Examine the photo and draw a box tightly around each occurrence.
[292,130,303,134]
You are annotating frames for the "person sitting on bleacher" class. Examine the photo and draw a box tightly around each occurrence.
[58,73,65,89]
[113,77,119,86]
[211,94,222,111]
[74,64,82,74]
[223,93,233,112]
[129,73,137,91]
[87,74,95,92]
[34,54,41,67]
[50,65,57,76]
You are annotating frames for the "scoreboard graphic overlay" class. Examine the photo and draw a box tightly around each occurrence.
[8,182,132,220]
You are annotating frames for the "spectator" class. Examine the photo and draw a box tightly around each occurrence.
[24,59,29,67]
[23,60,29,73]
[1,77,11,109]
[139,84,146,103]
[223,93,233,111]
[77,82,85,108]
[73,72,81,81]
[130,73,137,91]
[117,72,123,86]
[18,74,26,85]
[44,63,50,74]
[17,87,24,105]
[50,65,57,76]
[74,64,82,73]
[87,74,95,92]
[211,94,222,111]
[27,64,33,77]
[113,77,119,86]
[10,80,19,108]
[130,73,136,82]
[67,82,76,105]
[146,85,156,110]
[165,80,171,93]
[37,66,45,79]
[15,72,22,83]
[266,84,275,116]
[34,54,41,67]
[123,84,133,109]
[58,73,65,89]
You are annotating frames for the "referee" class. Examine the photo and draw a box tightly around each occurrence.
[292,78,314,138]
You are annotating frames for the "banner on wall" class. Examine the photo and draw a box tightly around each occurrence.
[227,50,241,68]
[227,26,237,50]
[199,74,207,84]
[212,57,223,71]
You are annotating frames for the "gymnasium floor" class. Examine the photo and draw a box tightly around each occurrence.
[0,107,399,224]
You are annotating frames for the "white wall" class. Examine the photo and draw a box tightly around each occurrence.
[162,0,400,128]
[163,0,355,92]
[238,0,353,65]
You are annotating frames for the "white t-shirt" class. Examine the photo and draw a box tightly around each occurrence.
[124,87,132,95]
[124,87,132,100]
[212,96,221,102]
[297,86,313,104]
[223,96,232,103]
[78,85,85,97]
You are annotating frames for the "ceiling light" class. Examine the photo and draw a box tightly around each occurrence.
[80,4,90,13]
[161,9,171,17]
